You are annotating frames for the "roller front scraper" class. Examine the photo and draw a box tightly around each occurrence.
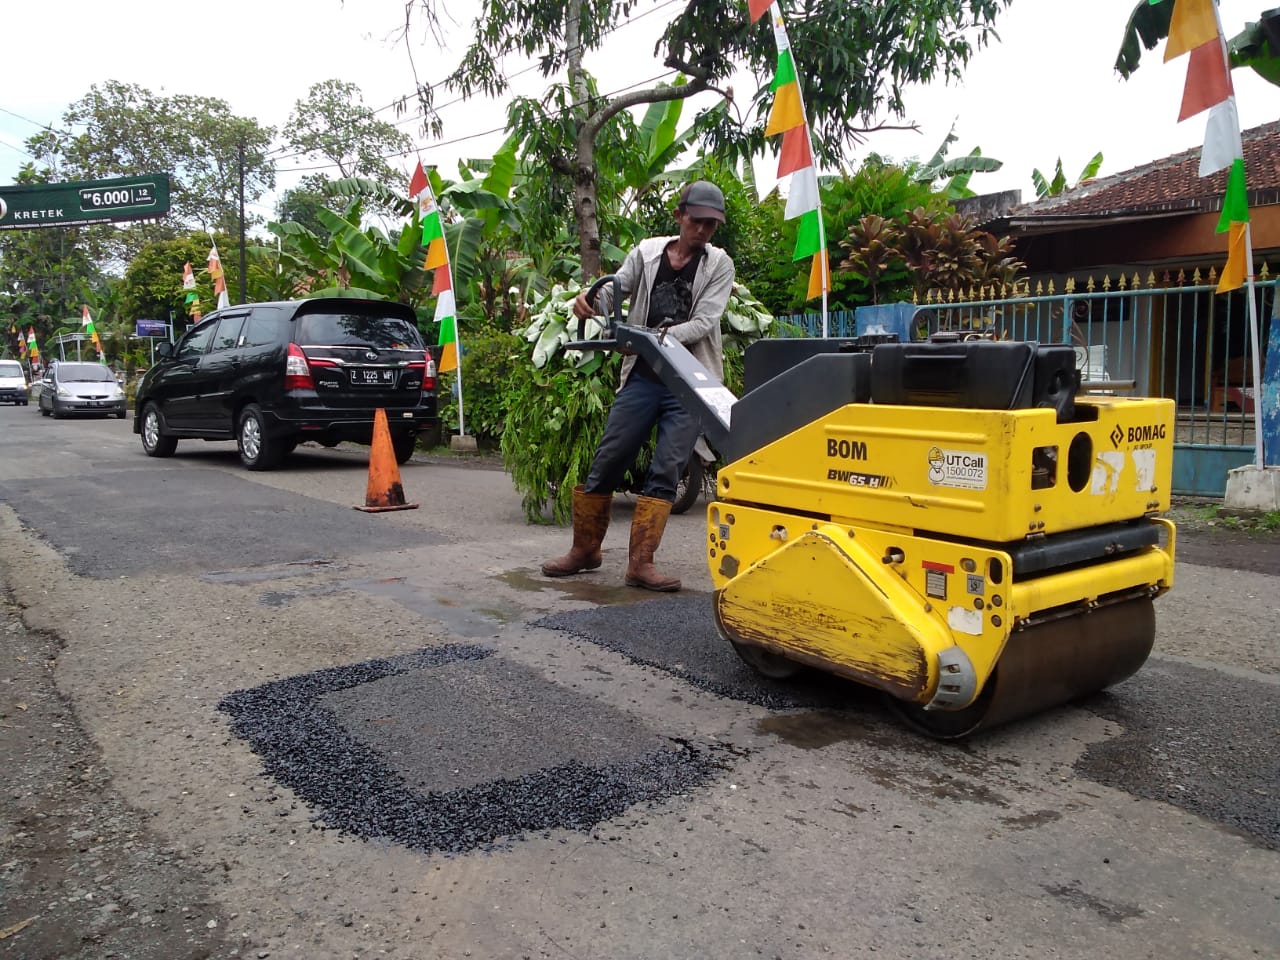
[568,276,1175,738]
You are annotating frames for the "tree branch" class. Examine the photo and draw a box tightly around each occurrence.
[582,75,711,141]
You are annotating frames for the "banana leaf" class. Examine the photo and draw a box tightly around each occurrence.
[267,222,330,268]
[323,176,418,216]
[314,208,392,290]
[447,218,485,290]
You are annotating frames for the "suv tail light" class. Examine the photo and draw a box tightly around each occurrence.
[405,351,436,392]
[284,343,313,390]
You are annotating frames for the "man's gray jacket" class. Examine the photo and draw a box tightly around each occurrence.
[596,236,734,390]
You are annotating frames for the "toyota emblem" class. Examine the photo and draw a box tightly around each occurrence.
[365,350,379,360]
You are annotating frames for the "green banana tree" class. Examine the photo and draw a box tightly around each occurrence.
[911,124,1004,200]
[1032,152,1105,198]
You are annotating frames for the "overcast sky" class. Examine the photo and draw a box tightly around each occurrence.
[2,0,1275,221]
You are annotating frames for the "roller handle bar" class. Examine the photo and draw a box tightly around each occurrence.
[564,274,688,351]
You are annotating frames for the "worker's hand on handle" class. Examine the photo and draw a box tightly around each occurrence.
[572,292,596,321]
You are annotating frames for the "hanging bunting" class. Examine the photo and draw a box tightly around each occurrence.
[1164,0,1219,61]
[183,261,202,322]
[748,1,829,305]
[410,161,461,374]
[1177,39,1233,121]
[1163,0,1267,470]
[207,245,231,311]
[1165,0,1249,292]
[81,305,104,361]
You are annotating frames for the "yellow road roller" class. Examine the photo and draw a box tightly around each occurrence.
[570,278,1175,737]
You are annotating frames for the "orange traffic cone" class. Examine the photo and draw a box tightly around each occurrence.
[354,409,419,513]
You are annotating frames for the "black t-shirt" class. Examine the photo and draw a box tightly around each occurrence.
[633,246,701,381]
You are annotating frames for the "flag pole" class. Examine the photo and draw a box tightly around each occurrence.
[1243,222,1264,468]
[1208,0,1265,468]
[447,228,467,438]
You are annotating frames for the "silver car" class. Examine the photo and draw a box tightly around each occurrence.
[38,361,128,419]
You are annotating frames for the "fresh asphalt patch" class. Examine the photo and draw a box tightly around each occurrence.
[0,467,441,577]
[532,593,871,712]
[219,645,728,856]
[1076,658,1280,849]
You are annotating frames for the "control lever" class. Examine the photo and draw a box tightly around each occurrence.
[563,274,624,352]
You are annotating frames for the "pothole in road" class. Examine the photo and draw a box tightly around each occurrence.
[219,645,729,856]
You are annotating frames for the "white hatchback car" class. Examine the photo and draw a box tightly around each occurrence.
[0,359,29,405]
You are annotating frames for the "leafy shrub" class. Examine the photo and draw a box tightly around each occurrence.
[500,353,621,523]
[501,280,773,523]
[437,330,525,446]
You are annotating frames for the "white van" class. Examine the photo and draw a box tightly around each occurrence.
[0,359,29,406]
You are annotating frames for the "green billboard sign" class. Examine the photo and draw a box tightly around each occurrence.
[0,174,170,230]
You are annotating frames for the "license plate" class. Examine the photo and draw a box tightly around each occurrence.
[350,367,395,386]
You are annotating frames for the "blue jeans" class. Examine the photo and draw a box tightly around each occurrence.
[586,374,699,501]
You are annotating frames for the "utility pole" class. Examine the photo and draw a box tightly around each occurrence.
[238,135,247,305]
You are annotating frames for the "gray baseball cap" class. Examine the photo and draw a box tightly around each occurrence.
[678,180,726,222]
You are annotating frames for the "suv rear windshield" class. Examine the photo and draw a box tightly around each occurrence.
[297,312,424,350]
[0,361,23,377]
[57,363,116,382]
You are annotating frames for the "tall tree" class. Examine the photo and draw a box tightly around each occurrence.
[33,81,275,254]
[404,0,1013,276]
[282,80,413,182]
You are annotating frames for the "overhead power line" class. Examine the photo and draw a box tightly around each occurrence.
[266,0,687,164]
[276,68,683,177]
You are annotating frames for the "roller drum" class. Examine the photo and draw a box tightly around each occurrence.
[892,596,1156,739]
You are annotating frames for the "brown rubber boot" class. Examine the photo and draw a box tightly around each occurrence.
[624,495,681,592]
[541,486,612,577]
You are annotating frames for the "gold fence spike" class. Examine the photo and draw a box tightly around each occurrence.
[1065,276,1076,294]
[1260,262,1271,280]
[1118,273,1128,291]
[1177,269,1186,285]
[1034,280,1044,296]
[1086,276,1095,292]
[1207,266,1218,284]
[1192,268,1202,284]
[1047,279,1056,295]
[1132,272,1142,289]
[1102,274,1112,291]
[1147,271,1157,288]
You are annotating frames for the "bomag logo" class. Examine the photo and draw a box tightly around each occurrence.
[1128,424,1166,443]
[827,438,868,461]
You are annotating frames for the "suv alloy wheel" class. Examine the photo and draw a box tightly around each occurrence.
[140,403,178,457]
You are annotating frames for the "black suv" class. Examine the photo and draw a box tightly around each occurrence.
[133,298,438,470]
